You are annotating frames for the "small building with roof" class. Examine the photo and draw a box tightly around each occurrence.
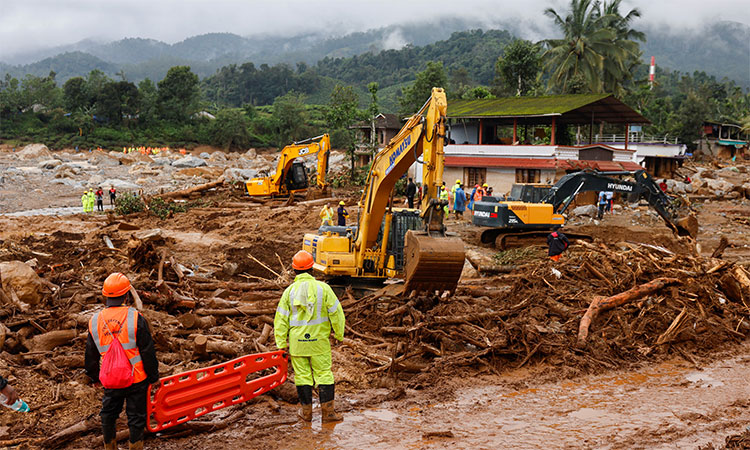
[351,113,403,167]
[414,93,686,195]
[697,121,749,159]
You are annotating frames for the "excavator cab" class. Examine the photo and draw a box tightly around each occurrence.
[284,160,309,192]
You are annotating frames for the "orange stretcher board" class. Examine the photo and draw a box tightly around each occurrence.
[147,350,288,432]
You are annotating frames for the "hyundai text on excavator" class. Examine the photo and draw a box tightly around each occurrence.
[473,169,698,249]
[301,88,465,293]
[246,134,330,198]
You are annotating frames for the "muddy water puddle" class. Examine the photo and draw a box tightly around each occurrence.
[275,348,750,449]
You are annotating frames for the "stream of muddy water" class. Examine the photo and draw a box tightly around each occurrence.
[272,346,750,450]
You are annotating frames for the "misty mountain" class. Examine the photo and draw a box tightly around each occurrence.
[0,19,747,90]
[640,21,750,87]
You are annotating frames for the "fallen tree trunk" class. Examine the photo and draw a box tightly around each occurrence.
[577,277,680,348]
[465,250,516,274]
[26,329,77,352]
[178,313,216,329]
[195,306,276,316]
[155,178,225,199]
[42,414,100,448]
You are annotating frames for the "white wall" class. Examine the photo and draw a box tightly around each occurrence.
[448,123,479,144]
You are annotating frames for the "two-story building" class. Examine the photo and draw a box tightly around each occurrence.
[412,94,685,195]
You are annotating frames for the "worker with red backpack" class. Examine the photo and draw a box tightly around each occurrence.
[547,226,570,262]
[85,273,159,450]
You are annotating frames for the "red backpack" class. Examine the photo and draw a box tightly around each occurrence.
[99,322,135,389]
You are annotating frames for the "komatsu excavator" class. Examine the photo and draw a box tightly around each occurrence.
[246,134,330,198]
[301,88,465,293]
[473,170,698,249]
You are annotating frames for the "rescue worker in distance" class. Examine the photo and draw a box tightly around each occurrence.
[274,250,345,423]
[85,273,159,450]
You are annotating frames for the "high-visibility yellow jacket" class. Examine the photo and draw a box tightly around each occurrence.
[274,273,345,356]
[319,205,334,225]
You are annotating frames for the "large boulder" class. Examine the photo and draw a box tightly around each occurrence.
[0,261,43,305]
[199,152,211,159]
[571,204,598,217]
[705,178,735,196]
[666,180,693,194]
[172,156,207,168]
[14,144,52,161]
[38,159,62,170]
[208,152,228,163]
[223,168,258,182]
[151,157,172,166]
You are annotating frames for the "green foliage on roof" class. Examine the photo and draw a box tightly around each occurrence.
[448,94,611,117]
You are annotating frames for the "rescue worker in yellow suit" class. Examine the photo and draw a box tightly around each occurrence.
[319,203,334,227]
[82,191,89,213]
[274,251,345,423]
[440,185,450,215]
[87,188,96,212]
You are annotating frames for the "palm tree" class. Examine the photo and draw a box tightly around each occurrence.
[598,0,645,95]
[542,0,616,93]
[542,0,644,95]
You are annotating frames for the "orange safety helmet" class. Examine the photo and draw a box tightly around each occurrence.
[292,250,314,271]
[102,272,132,297]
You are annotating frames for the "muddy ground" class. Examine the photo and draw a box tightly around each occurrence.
[0,146,749,449]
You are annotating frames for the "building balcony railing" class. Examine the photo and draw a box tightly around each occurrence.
[592,133,679,144]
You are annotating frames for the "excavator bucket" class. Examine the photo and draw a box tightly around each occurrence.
[674,213,699,238]
[403,230,465,293]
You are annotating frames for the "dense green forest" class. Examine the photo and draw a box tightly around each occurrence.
[1,0,748,155]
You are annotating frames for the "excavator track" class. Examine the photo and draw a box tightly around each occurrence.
[477,227,593,250]
[403,230,465,294]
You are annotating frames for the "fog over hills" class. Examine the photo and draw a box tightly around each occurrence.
[0,17,747,90]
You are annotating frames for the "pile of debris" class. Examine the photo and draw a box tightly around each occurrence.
[340,238,750,387]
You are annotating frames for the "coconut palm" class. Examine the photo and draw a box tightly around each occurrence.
[598,0,645,95]
[542,0,643,95]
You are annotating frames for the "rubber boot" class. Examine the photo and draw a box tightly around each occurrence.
[296,385,313,422]
[128,441,143,450]
[319,384,343,423]
[103,441,117,450]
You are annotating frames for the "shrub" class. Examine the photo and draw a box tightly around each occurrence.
[147,197,187,219]
[115,193,145,215]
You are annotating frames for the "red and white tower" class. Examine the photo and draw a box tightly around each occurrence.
[649,56,655,90]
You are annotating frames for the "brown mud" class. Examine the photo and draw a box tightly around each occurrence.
[0,165,748,448]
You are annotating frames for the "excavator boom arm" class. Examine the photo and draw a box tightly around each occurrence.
[543,170,697,237]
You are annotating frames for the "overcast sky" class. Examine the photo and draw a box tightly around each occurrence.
[1,0,748,59]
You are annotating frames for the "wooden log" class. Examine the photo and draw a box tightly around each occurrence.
[129,286,143,310]
[256,323,272,345]
[430,310,511,325]
[42,415,100,448]
[711,236,730,259]
[577,277,680,348]
[297,197,338,207]
[583,261,613,287]
[155,178,225,199]
[102,235,115,249]
[195,306,276,316]
[191,280,279,291]
[193,335,208,358]
[178,313,216,329]
[170,256,184,282]
[26,329,77,352]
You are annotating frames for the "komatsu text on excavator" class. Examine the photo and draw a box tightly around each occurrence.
[301,88,465,293]
[246,134,330,197]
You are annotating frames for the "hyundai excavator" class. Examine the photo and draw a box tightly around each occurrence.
[473,170,698,249]
[301,88,465,293]
[246,134,330,198]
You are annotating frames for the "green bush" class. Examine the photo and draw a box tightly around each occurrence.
[115,193,145,215]
[147,197,187,219]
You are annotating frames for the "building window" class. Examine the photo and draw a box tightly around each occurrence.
[379,130,386,145]
[464,168,486,187]
[515,169,541,183]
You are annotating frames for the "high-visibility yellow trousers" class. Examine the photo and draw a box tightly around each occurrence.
[290,353,334,386]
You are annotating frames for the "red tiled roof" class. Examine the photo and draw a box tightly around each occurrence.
[445,156,643,172]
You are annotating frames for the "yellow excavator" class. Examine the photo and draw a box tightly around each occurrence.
[246,134,330,197]
[301,88,465,293]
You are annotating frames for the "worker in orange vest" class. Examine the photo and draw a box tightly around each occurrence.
[85,273,159,450]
